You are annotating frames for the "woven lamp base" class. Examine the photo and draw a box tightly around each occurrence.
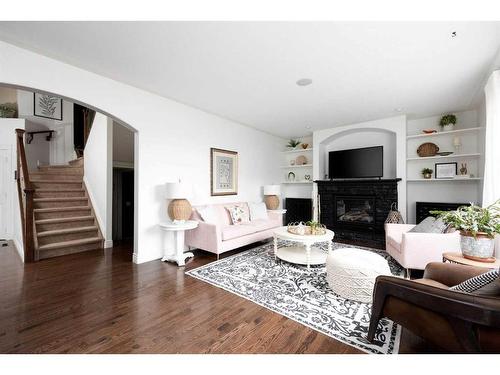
[264,195,280,210]
[168,199,192,221]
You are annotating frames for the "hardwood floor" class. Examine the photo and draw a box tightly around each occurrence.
[0,241,439,354]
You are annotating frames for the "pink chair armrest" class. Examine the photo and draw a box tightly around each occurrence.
[385,223,416,237]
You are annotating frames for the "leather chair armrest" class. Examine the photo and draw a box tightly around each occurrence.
[423,262,489,287]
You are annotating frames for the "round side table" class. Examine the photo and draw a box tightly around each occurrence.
[159,221,199,266]
[442,252,500,269]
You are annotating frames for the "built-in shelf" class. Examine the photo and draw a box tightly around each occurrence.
[281,181,313,184]
[281,148,314,154]
[406,153,481,161]
[280,164,313,168]
[406,127,483,140]
[407,178,482,182]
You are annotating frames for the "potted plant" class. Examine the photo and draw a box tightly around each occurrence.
[432,200,500,262]
[421,168,433,179]
[286,139,301,149]
[439,114,457,132]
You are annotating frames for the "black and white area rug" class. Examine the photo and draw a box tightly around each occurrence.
[186,241,403,354]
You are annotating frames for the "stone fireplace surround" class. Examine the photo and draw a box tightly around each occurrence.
[316,179,401,247]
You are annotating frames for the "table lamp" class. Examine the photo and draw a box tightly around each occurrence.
[263,185,281,210]
[165,181,192,222]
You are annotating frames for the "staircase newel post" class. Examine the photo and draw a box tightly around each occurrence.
[24,188,36,262]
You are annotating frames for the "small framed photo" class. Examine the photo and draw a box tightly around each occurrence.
[34,93,63,120]
[210,148,238,196]
[435,162,457,179]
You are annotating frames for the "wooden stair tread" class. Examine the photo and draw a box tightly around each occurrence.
[38,226,98,237]
[34,197,87,202]
[38,237,103,251]
[34,206,91,213]
[35,188,84,192]
[35,216,94,224]
[31,179,83,183]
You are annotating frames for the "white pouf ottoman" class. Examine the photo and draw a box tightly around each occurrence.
[326,248,391,303]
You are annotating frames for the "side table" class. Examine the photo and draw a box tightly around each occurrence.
[442,252,500,269]
[159,221,199,266]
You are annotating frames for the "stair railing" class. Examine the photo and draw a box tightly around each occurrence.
[15,129,35,262]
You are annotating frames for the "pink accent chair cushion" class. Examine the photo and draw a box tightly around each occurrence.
[385,223,461,270]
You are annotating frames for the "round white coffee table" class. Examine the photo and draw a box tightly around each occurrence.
[273,226,334,269]
[159,221,198,266]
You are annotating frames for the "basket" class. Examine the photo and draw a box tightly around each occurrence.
[417,142,439,157]
[295,155,308,165]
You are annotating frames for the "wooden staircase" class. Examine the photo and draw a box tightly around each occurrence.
[30,158,104,260]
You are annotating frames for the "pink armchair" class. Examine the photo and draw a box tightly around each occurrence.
[385,223,461,276]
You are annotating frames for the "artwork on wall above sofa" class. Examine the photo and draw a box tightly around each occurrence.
[210,147,238,196]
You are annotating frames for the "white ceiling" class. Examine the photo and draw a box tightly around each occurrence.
[0,22,499,138]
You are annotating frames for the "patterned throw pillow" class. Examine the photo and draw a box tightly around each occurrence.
[408,217,449,233]
[449,268,500,293]
[227,205,249,225]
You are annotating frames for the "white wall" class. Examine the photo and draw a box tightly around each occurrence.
[0,87,17,103]
[406,110,483,223]
[0,118,25,260]
[313,116,407,220]
[0,41,283,263]
[24,120,50,170]
[84,113,113,248]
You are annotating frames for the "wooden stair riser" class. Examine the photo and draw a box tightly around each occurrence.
[34,190,86,198]
[34,198,88,209]
[37,228,100,247]
[30,173,83,181]
[38,240,103,259]
[37,166,83,174]
[32,181,83,190]
[35,208,92,220]
[36,218,95,232]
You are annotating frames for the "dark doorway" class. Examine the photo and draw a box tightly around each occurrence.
[113,168,134,241]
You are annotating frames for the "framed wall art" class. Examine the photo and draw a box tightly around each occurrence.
[34,93,63,121]
[210,148,238,196]
[435,162,457,179]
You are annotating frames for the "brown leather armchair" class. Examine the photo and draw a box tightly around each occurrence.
[368,262,500,353]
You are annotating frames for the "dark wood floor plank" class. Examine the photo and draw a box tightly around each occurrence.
[0,241,435,353]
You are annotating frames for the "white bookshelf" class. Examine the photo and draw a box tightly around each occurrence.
[406,153,481,161]
[407,178,482,182]
[281,148,314,154]
[280,164,313,168]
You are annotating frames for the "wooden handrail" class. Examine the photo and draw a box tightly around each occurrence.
[15,129,35,262]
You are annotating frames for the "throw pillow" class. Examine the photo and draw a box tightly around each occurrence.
[249,202,268,221]
[408,217,449,233]
[197,206,219,225]
[449,268,500,294]
[227,205,249,225]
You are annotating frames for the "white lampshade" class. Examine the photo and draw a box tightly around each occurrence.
[264,184,281,196]
[165,182,191,199]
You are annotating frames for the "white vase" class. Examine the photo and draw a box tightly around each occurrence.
[442,124,455,132]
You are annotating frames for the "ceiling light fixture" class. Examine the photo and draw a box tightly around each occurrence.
[296,78,313,86]
[451,31,457,38]
[306,125,311,129]
[394,108,403,112]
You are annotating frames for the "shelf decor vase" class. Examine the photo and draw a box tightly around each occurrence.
[423,173,432,179]
[442,124,454,132]
[460,231,495,262]
[287,171,296,182]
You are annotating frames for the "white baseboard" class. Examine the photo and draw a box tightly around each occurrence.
[104,239,113,248]
[12,237,24,262]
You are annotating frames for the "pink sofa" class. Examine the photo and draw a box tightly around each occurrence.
[185,202,282,257]
[385,223,461,274]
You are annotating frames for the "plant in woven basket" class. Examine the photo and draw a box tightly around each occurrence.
[286,139,301,149]
[439,114,457,128]
[431,200,500,261]
[0,103,18,118]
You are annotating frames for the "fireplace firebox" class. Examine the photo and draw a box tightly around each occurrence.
[316,179,401,247]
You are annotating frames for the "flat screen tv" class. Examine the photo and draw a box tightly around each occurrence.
[328,146,383,179]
